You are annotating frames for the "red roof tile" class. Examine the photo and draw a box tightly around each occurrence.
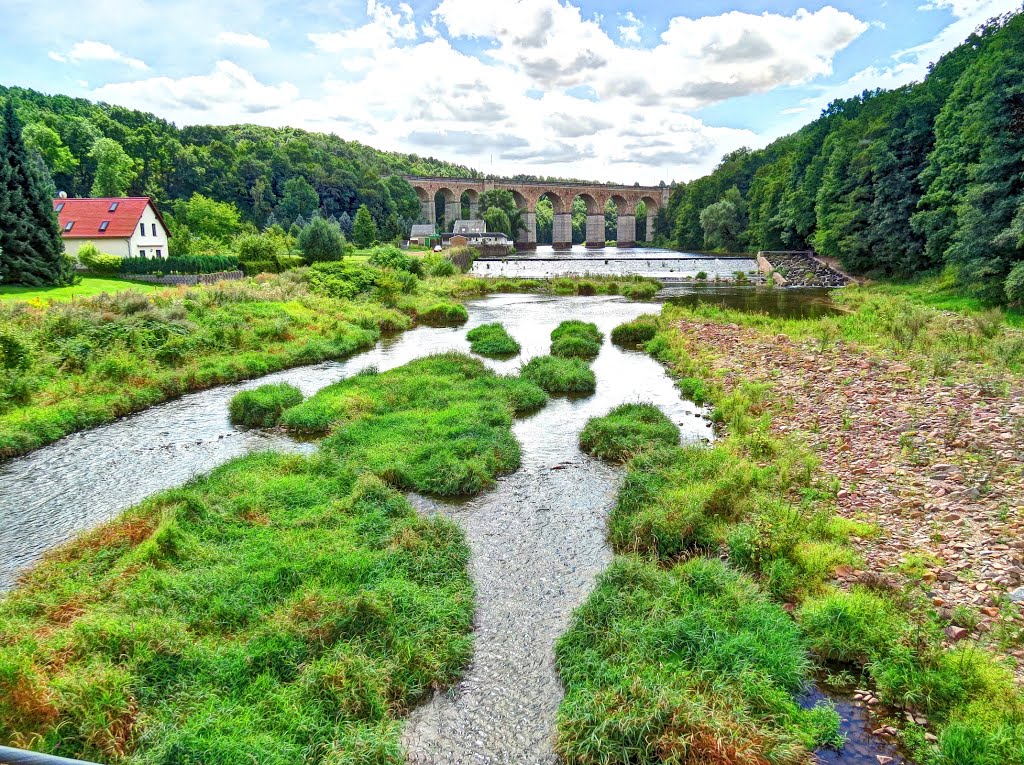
[52,197,165,239]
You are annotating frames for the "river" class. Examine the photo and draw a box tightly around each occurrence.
[0,284,902,764]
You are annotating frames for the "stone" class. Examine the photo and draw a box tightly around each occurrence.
[1008,586,1024,603]
[945,625,969,641]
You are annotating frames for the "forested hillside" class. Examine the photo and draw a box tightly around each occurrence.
[0,85,479,240]
[664,10,1024,301]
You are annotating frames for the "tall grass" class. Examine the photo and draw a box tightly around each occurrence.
[578,403,679,463]
[520,356,597,394]
[228,383,304,427]
[550,321,604,360]
[466,323,521,357]
[0,453,474,763]
[282,353,546,495]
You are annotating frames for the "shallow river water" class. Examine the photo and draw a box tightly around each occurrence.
[0,289,903,765]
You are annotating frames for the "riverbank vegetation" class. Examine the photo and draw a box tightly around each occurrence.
[661,12,1024,303]
[0,347,558,762]
[551,321,604,360]
[578,403,679,463]
[520,356,597,394]
[557,303,1024,764]
[609,314,659,346]
[228,383,304,428]
[466,323,521,357]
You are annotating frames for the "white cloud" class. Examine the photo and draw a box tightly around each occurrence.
[91,60,299,118]
[48,40,148,70]
[618,11,642,44]
[309,0,417,55]
[215,32,270,49]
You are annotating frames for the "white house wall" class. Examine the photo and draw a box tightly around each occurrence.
[127,204,169,258]
[65,238,130,258]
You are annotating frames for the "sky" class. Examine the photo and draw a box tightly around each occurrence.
[1,0,1021,184]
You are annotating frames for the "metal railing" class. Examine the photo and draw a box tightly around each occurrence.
[0,746,99,765]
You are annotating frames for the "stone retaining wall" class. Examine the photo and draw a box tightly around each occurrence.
[757,251,847,288]
[119,271,245,286]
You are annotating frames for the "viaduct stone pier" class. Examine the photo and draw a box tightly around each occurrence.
[403,176,670,250]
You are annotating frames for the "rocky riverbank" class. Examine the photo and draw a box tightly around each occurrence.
[670,316,1024,677]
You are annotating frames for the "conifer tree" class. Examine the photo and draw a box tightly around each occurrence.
[0,98,73,286]
[352,203,377,248]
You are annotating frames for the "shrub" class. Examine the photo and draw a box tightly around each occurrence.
[610,315,659,345]
[306,262,380,299]
[621,281,659,300]
[520,355,596,393]
[228,383,304,427]
[77,243,122,274]
[579,403,679,463]
[696,270,708,280]
[119,255,239,275]
[416,301,468,326]
[274,254,306,272]
[1005,261,1024,305]
[235,232,283,262]
[467,323,521,357]
[446,246,479,273]
[299,216,346,262]
[240,259,277,276]
[422,253,458,277]
[367,244,421,275]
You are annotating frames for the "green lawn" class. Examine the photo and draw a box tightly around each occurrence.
[0,276,162,303]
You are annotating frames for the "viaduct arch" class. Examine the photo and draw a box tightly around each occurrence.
[403,176,670,250]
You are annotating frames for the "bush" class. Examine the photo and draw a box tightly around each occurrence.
[579,403,679,463]
[520,355,596,393]
[467,323,520,357]
[416,301,468,326]
[1006,261,1024,305]
[240,259,277,276]
[119,255,239,275]
[235,232,283,263]
[298,216,346,262]
[422,253,458,277]
[447,246,479,273]
[551,320,603,359]
[228,383,304,427]
[621,281,659,300]
[274,254,306,272]
[77,243,122,274]
[367,244,421,275]
[610,316,659,345]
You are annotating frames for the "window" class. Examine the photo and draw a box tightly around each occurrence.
[151,223,157,236]
[64,221,74,232]
[109,202,119,212]
[155,249,162,258]
[55,202,65,212]
[139,249,147,257]
[99,221,109,232]
[140,223,145,236]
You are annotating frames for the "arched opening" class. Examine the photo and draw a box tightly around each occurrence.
[571,193,606,248]
[413,186,433,226]
[610,194,636,248]
[460,189,480,220]
[434,188,458,231]
[534,191,564,245]
[639,196,660,243]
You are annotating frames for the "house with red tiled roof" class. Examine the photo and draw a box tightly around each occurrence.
[53,196,170,259]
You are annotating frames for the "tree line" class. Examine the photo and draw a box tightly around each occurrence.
[663,10,1024,302]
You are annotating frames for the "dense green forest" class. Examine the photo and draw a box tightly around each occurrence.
[0,84,480,241]
[663,10,1024,301]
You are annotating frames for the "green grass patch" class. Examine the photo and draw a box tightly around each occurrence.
[610,315,659,346]
[520,355,596,394]
[550,321,604,360]
[228,383,304,428]
[0,453,474,764]
[579,403,679,463]
[620,281,659,301]
[555,556,841,764]
[466,322,521,357]
[0,277,163,303]
[281,353,546,495]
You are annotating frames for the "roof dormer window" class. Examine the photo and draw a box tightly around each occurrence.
[99,221,109,232]
[109,202,119,212]
[55,202,65,212]
[64,221,74,232]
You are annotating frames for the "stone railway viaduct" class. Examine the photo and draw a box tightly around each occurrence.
[403,176,670,250]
